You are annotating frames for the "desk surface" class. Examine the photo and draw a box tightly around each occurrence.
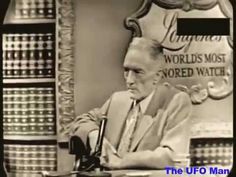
[8,169,224,177]
[107,170,222,177]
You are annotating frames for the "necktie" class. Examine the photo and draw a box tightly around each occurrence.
[117,101,140,157]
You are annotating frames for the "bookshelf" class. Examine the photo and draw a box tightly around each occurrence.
[2,0,57,175]
[3,78,55,84]
[4,135,57,141]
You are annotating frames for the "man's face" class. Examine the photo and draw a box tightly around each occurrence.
[123,49,162,101]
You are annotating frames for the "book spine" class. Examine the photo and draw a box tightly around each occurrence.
[3,33,54,79]
[3,87,56,136]
[15,0,55,19]
[4,143,57,172]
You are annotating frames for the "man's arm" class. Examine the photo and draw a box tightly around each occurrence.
[103,92,192,169]
[68,97,112,147]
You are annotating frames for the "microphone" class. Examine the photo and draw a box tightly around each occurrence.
[42,116,111,177]
[93,116,107,157]
[75,116,111,176]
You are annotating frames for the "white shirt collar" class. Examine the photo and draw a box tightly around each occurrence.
[134,90,155,114]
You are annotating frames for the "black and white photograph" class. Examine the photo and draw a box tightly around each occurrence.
[1,0,234,177]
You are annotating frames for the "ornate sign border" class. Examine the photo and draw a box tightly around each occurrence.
[125,0,233,104]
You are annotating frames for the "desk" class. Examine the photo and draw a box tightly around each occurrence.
[8,169,223,177]
[107,170,222,177]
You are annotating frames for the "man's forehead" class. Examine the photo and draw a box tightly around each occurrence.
[123,49,153,66]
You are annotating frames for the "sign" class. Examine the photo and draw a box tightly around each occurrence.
[126,0,233,103]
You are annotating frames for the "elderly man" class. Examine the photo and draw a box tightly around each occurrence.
[69,37,192,170]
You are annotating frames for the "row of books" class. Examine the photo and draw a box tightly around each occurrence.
[4,143,57,172]
[3,87,56,136]
[3,34,54,50]
[3,87,54,100]
[191,153,232,166]
[3,69,53,78]
[15,0,55,19]
[3,62,53,70]
[3,33,54,78]
[190,140,233,166]
[3,50,53,60]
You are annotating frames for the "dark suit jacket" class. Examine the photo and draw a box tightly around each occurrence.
[69,83,192,168]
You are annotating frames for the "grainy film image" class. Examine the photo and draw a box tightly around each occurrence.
[1,0,233,177]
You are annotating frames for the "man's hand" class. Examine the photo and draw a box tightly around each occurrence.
[101,150,123,170]
[100,140,123,170]
[89,130,123,169]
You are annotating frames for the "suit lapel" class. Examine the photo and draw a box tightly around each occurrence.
[145,84,166,117]
[129,85,166,151]
[130,115,153,151]
[107,96,133,148]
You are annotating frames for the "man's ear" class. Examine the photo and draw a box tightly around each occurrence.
[153,70,163,85]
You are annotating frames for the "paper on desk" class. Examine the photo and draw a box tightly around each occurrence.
[102,138,120,157]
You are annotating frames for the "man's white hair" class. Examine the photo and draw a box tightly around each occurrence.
[128,37,164,61]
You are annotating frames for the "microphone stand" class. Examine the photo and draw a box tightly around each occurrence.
[77,116,111,177]
[42,116,111,177]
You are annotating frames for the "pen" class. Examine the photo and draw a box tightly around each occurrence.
[103,138,120,157]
